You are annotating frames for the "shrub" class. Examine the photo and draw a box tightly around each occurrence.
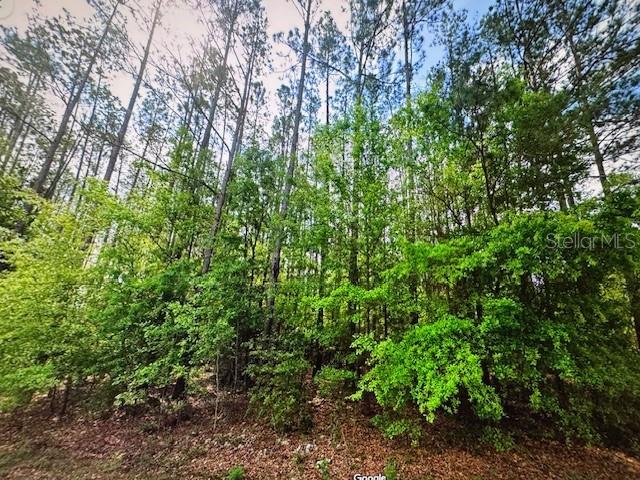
[247,346,311,432]
[226,465,244,480]
[316,459,331,480]
[355,315,503,423]
[384,459,398,480]
[354,206,640,445]
[481,426,514,452]
[371,412,422,446]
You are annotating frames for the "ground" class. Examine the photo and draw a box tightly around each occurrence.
[1,394,639,480]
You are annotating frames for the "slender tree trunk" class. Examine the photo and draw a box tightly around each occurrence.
[346,101,365,341]
[265,0,312,336]
[129,133,153,195]
[201,28,259,274]
[563,20,609,196]
[478,140,499,225]
[103,1,160,185]
[70,76,102,202]
[44,98,84,200]
[627,273,640,350]
[32,0,122,195]
[46,134,83,199]
[565,184,576,208]
[197,1,237,164]
[60,377,71,416]
[215,98,228,186]
[74,142,95,209]
[114,153,124,195]
[1,73,40,171]
[558,191,567,211]
[325,68,330,125]
[402,0,419,324]
[586,119,609,195]
[314,244,325,373]
[76,141,105,210]
[49,386,57,416]
[8,126,30,176]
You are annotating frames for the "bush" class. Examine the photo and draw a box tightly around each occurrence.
[247,346,311,432]
[384,459,398,480]
[371,412,422,446]
[355,207,640,445]
[355,315,503,423]
[316,459,331,480]
[481,426,514,452]
[226,465,244,480]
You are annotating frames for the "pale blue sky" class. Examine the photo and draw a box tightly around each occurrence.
[4,0,496,106]
[2,0,498,138]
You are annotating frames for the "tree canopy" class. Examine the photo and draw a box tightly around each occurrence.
[1,0,639,451]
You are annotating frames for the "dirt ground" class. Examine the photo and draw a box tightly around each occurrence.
[1,394,639,480]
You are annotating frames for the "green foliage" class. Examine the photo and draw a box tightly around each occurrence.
[0,175,29,238]
[0,200,103,410]
[481,427,515,452]
[225,465,244,480]
[1,0,639,461]
[357,198,640,442]
[98,260,197,405]
[384,459,398,480]
[316,459,331,480]
[247,346,311,432]
[313,367,355,399]
[371,413,422,446]
[358,315,503,423]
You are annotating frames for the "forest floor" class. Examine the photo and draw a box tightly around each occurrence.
[1,394,639,480]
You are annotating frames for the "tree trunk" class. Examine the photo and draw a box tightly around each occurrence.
[1,72,40,172]
[625,271,640,350]
[8,126,29,176]
[325,67,330,125]
[103,0,161,185]
[129,131,153,195]
[402,0,419,324]
[563,19,609,196]
[265,0,313,336]
[70,76,102,203]
[33,0,122,196]
[197,1,238,165]
[201,27,259,274]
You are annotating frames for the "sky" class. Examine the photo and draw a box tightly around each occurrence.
[1,0,493,113]
[0,0,625,198]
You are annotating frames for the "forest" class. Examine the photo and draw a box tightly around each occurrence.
[1,0,640,478]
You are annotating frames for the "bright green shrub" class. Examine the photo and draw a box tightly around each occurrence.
[226,465,244,480]
[356,315,503,423]
[0,202,103,410]
[357,195,640,443]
